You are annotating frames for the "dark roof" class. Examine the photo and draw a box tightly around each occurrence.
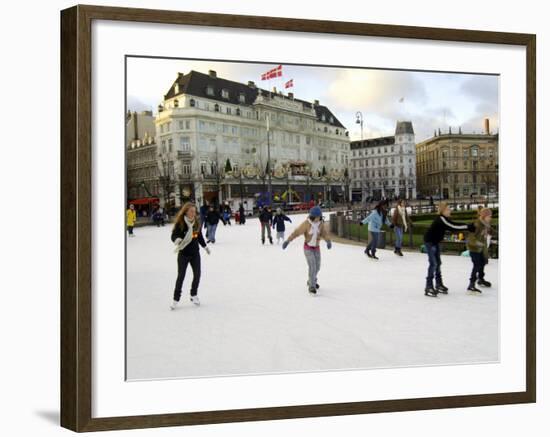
[395,121,414,135]
[164,70,345,128]
[350,136,395,150]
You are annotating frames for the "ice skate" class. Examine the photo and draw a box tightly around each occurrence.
[477,279,492,287]
[424,286,438,297]
[190,296,201,306]
[269,236,273,245]
[435,283,448,294]
[364,248,372,258]
[307,281,320,290]
[308,287,317,296]
[467,284,482,295]
[170,299,179,310]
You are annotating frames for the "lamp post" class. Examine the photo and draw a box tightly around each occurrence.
[356,111,364,141]
[266,116,272,206]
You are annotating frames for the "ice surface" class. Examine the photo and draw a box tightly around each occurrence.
[126,214,498,380]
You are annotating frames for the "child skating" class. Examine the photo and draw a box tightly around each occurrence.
[282,206,332,295]
[272,208,292,244]
[360,201,392,259]
[423,202,475,297]
[466,208,494,294]
[170,202,210,310]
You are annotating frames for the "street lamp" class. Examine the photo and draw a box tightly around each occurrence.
[355,111,364,141]
[266,115,272,205]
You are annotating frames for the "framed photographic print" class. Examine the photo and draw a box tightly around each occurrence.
[60,4,536,432]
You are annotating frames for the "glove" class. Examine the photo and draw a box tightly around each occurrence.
[174,238,183,245]
[282,241,289,250]
[359,222,363,226]
[204,246,211,255]
[390,224,395,229]
[326,240,332,250]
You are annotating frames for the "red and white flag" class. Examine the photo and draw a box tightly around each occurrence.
[261,65,283,80]
[284,79,294,89]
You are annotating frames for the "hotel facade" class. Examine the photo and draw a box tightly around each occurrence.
[153,69,351,207]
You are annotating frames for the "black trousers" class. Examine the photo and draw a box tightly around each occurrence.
[174,252,201,301]
[469,251,486,283]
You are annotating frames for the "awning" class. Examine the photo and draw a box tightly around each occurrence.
[129,197,159,205]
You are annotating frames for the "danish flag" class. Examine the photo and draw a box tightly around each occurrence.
[284,79,294,89]
[261,65,283,80]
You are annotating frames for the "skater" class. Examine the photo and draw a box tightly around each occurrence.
[205,205,220,243]
[126,203,136,237]
[221,203,232,226]
[466,208,494,294]
[282,206,332,295]
[423,202,475,297]
[259,205,273,244]
[199,202,208,228]
[360,201,392,259]
[391,199,412,256]
[170,202,210,309]
[272,208,292,244]
[238,203,246,225]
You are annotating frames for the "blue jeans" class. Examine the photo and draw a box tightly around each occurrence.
[425,242,442,288]
[394,227,404,249]
[206,223,218,242]
[366,231,380,255]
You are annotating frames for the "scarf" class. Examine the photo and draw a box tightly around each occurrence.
[307,219,321,247]
[398,205,408,232]
[174,216,196,253]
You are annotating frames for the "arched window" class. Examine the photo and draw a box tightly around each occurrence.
[214,104,220,112]
[236,108,241,116]
[189,99,195,107]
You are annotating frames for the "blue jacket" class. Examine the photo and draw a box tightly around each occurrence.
[361,210,391,232]
[272,214,292,232]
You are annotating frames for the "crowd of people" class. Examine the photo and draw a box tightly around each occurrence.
[126,197,495,309]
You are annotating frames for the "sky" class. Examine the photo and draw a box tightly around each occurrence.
[126,57,499,142]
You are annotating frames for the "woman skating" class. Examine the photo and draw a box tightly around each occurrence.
[272,208,292,244]
[466,208,494,294]
[282,206,332,295]
[423,202,475,297]
[391,199,412,256]
[170,202,210,310]
[360,201,392,260]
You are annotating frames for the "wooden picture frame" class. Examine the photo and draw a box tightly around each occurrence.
[60,4,536,432]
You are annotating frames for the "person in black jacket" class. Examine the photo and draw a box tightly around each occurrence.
[170,202,210,309]
[259,206,273,244]
[205,205,221,243]
[423,202,475,297]
[238,203,246,225]
[272,208,292,244]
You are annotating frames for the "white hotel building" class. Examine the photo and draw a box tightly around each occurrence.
[154,69,351,207]
[350,121,417,201]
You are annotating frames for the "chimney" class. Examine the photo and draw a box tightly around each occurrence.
[459,126,462,135]
[133,111,138,141]
[208,70,217,78]
[288,92,294,99]
[247,81,256,88]
[314,99,319,106]
[484,118,490,135]
[448,126,452,134]
[272,86,277,93]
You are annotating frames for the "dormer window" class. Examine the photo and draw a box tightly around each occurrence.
[321,114,326,122]
[206,86,214,96]
[221,89,230,99]
[330,116,334,123]
[174,83,179,94]
[239,93,246,103]
[236,108,241,116]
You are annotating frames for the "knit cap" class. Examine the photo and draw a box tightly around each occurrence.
[309,206,322,218]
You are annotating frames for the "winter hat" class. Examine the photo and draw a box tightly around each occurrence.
[309,206,322,218]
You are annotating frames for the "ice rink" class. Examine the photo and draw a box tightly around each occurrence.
[126,214,499,381]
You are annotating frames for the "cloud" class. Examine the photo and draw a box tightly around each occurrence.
[460,75,499,104]
[324,69,428,115]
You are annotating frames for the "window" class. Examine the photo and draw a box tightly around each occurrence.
[168,138,173,152]
[236,108,241,116]
[222,89,230,99]
[200,162,207,175]
[185,120,191,130]
[206,86,214,96]
[214,104,220,112]
[179,136,190,152]
[239,93,246,103]
[182,164,191,175]
[178,120,184,130]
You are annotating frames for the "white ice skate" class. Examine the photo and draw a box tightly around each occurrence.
[190,296,201,306]
[169,300,179,310]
